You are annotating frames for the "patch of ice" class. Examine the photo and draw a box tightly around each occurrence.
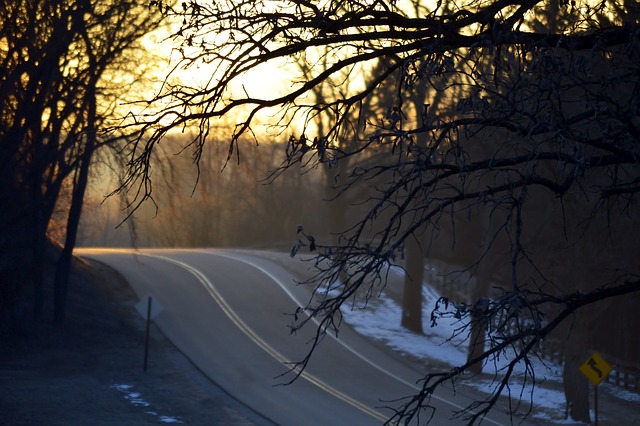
[159,416,184,423]
[112,384,151,407]
[112,384,132,392]
[111,384,182,423]
[125,391,150,407]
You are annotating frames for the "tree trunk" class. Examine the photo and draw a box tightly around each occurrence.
[402,236,424,333]
[53,148,92,323]
[562,321,591,422]
[0,207,35,327]
[466,257,493,374]
[562,356,590,422]
[32,196,46,320]
[53,77,96,323]
[399,77,432,334]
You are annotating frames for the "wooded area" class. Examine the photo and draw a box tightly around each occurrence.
[0,0,162,323]
[2,0,639,424]
[123,0,640,423]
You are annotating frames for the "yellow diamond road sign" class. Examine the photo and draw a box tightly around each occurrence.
[579,352,612,386]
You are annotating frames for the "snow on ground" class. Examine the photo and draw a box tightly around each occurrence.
[111,384,183,424]
[338,290,573,423]
[328,265,639,424]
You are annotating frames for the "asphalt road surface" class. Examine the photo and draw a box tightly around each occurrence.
[77,248,523,426]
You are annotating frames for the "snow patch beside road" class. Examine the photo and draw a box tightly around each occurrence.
[112,384,183,424]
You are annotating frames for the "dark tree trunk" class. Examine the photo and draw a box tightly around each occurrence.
[0,209,35,327]
[53,80,96,324]
[402,236,424,333]
[1,148,58,325]
[0,170,46,326]
[32,193,47,320]
[562,324,591,422]
[53,160,93,323]
[53,150,92,324]
[466,305,486,374]
[562,357,590,423]
[466,261,492,374]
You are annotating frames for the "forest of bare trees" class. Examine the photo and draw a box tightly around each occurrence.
[2,0,640,424]
[79,135,329,248]
[115,0,640,424]
[0,0,163,323]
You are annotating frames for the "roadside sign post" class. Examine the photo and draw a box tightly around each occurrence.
[579,352,612,426]
[144,297,152,372]
[135,295,164,373]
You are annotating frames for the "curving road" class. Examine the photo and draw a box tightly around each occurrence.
[77,248,521,426]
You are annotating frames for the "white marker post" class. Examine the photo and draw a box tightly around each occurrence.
[135,295,164,373]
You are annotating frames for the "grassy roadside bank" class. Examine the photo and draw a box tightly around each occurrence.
[0,256,272,426]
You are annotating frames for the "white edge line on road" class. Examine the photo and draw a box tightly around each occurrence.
[76,247,505,425]
[204,250,506,426]
[145,252,389,423]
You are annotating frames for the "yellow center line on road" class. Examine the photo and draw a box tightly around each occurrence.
[147,252,390,423]
[206,250,508,426]
[76,247,507,426]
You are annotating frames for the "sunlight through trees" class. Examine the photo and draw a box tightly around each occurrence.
[5,0,639,424]
[121,0,640,423]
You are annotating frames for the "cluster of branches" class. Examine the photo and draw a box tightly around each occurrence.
[0,0,162,323]
[129,0,640,424]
